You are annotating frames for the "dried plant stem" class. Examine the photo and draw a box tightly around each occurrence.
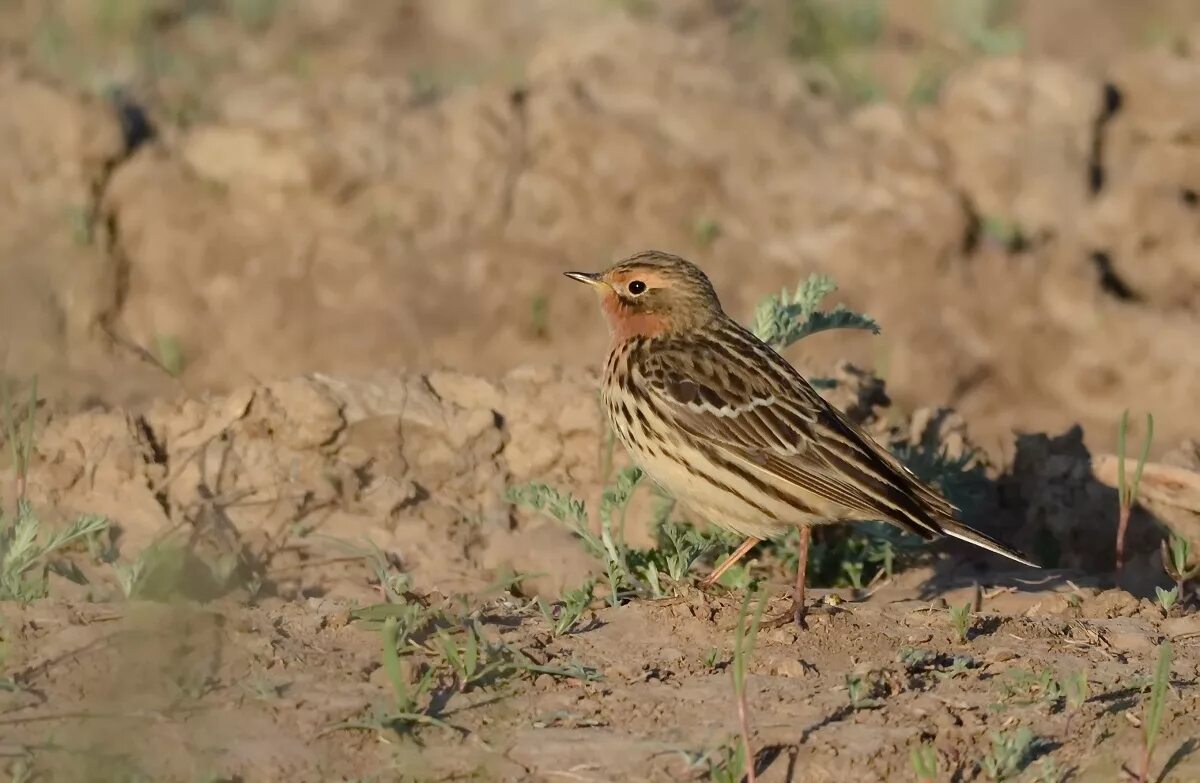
[736,679,756,783]
[732,589,767,783]
[1115,503,1131,575]
[1115,410,1153,579]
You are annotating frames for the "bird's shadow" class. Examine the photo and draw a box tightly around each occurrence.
[909,423,1173,602]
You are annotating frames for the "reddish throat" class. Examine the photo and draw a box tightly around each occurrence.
[600,290,670,342]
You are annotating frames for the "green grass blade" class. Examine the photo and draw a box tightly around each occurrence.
[1130,413,1154,505]
[380,617,411,710]
[1117,409,1129,506]
[1144,640,1173,754]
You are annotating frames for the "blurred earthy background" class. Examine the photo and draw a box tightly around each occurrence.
[5,3,1200,780]
[3,0,1200,457]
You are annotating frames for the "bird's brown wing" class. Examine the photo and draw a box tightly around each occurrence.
[639,330,953,538]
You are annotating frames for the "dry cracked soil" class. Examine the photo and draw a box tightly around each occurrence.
[2,1,1200,781]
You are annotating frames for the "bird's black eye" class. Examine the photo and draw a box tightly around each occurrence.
[628,280,647,295]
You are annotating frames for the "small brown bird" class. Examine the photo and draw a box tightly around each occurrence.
[567,250,1038,626]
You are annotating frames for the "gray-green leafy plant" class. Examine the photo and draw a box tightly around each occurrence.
[949,601,973,643]
[1161,531,1198,601]
[947,0,1025,55]
[230,0,281,32]
[1134,641,1174,783]
[786,0,885,104]
[996,667,1062,710]
[752,274,880,350]
[2,376,38,506]
[694,218,721,248]
[845,671,884,709]
[1155,586,1179,614]
[334,580,600,738]
[538,578,596,636]
[508,466,701,605]
[1,377,110,601]
[1034,756,1065,783]
[374,614,448,733]
[0,504,108,602]
[907,63,946,106]
[154,334,186,378]
[1062,669,1089,733]
[529,295,550,340]
[898,646,980,682]
[909,741,937,783]
[1115,410,1153,575]
[981,727,1038,781]
[980,215,1024,251]
[111,535,249,602]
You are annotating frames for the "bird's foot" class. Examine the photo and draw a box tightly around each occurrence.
[761,595,849,631]
[762,599,808,631]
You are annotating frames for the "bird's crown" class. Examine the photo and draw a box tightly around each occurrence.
[565,250,724,340]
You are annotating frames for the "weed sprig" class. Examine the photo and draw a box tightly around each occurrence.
[1115,410,1153,576]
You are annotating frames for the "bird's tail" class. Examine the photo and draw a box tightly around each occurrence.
[937,517,1040,568]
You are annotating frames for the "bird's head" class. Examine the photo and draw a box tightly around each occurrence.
[565,251,723,341]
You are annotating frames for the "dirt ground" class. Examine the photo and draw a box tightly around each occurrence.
[2,1,1200,781]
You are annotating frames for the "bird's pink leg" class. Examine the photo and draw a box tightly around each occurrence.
[763,525,814,631]
[700,537,760,587]
[791,525,812,628]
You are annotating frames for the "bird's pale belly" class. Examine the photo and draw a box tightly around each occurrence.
[619,430,811,541]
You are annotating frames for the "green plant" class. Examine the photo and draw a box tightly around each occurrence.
[933,654,978,681]
[537,578,595,636]
[247,674,287,701]
[316,535,411,602]
[980,215,1027,253]
[529,295,550,340]
[1133,641,1173,783]
[230,0,281,32]
[707,736,749,783]
[1061,669,1089,733]
[1155,585,1179,614]
[113,535,249,602]
[845,671,884,709]
[751,274,880,350]
[948,601,973,643]
[1034,756,1065,783]
[786,0,885,104]
[907,63,946,106]
[841,559,865,590]
[1161,531,1198,600]
[335,579,600,738]
[509,466,732,604]
[432,620,526,693]
[720,588,768,783]
[981,727,1037,781]
[1115,410,1154,575]
[694,218,722,248]
[909,741,937,783]
[605,0,657,17]
[0,502,108,602]
[947,0,1025,55]
[994,667,1063,710]
[65,204,93,246]
[0,376,111,600]
[374,615,447,733]
[2,376,38,506]
[153,334,185,378]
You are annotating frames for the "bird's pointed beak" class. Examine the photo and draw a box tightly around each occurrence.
[564,271,607,289]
